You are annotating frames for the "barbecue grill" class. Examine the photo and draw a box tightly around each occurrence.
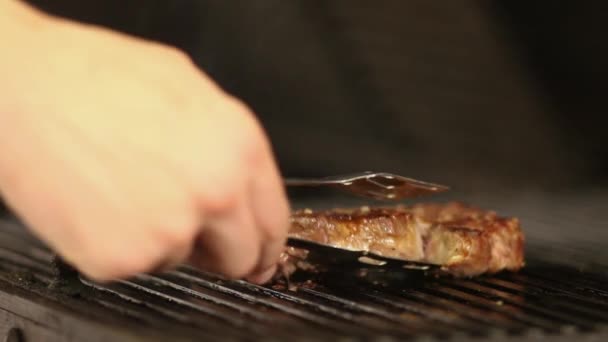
[0,190,606,341]
[2,1,607,341]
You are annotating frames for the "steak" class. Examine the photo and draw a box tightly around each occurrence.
[279,202,525,277]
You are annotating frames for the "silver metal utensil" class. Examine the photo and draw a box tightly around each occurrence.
[284,171,449,201]
[286,237,440,272]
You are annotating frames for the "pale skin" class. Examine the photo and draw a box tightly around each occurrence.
[0,0,290,284]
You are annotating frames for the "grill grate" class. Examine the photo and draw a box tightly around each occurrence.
[0,192,607,341]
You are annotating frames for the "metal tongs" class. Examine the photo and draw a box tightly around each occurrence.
[284,171,448,201]
[284,171,449,271]
[286,238,441,272]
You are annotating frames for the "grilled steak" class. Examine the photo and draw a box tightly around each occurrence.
[279,202,525,277]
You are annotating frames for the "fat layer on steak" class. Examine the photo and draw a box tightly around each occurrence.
[281,202,525,277]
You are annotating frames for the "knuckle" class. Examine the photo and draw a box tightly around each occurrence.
[223,258,257,280]
[191,167,241,215]
[225,98,265,143]
[158,231,192,254]
[165,46,193,65]
[236,124,268,168]
[156,216,198,250]
[171,230,195,250]
[223,243,260,280]
[202,187,240,214]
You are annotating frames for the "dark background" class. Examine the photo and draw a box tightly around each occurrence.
[20,0,608,194]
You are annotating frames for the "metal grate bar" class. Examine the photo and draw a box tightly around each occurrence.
[399,287,527,332]
[0,262,53,288]
[0,232,54,272]
[361,290,482,331]
[301,283,484,338]
[439,279,595,330]
[82,279,195,323]
[294,286,433,337]
[153,273,362,340]
[92,298,165,325]
[119,278,261,330]
[433,287,559,332]
[420,285,546,332]
[511,272,608,307]
[129,274,325,340]
[0,248,55,278]
[80,278,250,341]
[170,268,396,339]
[480,276,608,322]
[520,270,608,300]
[138,274,282,321]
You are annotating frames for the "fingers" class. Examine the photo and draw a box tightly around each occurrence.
[189,194,260,279]
[246,264,278,285]
[189,172,288,283]
[149,237,194,274]
[187,112,290,284]
[245,148,290,284]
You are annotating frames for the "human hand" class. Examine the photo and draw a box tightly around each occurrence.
[0,1,289,284]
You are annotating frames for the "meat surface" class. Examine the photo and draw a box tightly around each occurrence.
[280,202,525,277]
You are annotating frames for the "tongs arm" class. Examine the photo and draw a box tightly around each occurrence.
[285,172,448,201]
[286,237,440,272]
